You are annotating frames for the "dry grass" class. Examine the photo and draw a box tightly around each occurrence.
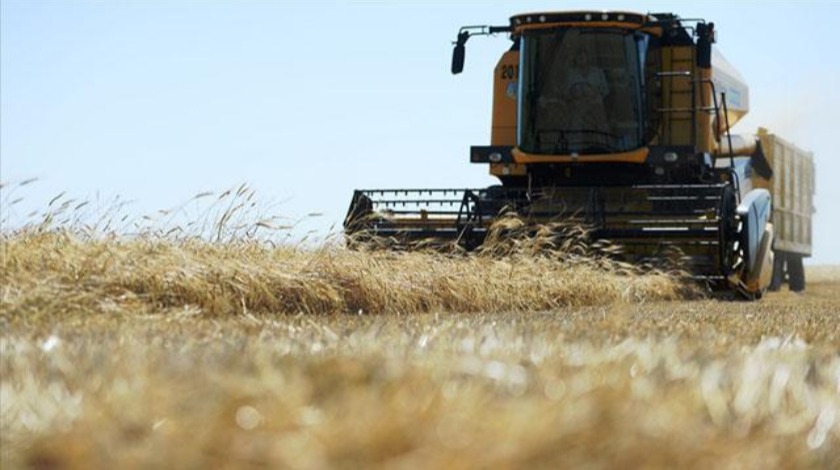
[2,181,691,319]
[2,289,839,469]
[1,231,691,323]
[1,187,838,468]
[806,265,840,283]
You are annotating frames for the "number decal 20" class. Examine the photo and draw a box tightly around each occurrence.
[501,65,519,80]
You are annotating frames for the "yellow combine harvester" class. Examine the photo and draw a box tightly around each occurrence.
[345,11,815,298]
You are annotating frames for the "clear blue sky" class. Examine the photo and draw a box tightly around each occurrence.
[3,1,839,263]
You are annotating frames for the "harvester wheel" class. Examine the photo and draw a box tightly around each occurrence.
[479,185,518,217]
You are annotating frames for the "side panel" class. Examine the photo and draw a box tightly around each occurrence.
[490,50,519,145]
[489,50,526,178]
[756,128,815,256]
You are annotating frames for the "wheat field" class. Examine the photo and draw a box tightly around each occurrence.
[1,189,838,469]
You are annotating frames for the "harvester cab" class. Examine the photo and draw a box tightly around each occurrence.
[345,11,780,298]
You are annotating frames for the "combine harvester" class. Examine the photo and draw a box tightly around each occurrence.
[345,10,815,298]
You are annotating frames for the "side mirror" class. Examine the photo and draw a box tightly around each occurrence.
[696,22,714,68]
[451,43,465,74]
[451,31,470,75]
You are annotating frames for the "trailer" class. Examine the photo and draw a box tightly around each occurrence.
[753,128,815,291]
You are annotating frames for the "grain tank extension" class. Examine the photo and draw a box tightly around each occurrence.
[344,11,815,298]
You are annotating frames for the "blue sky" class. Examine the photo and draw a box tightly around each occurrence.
[3,1,839,263]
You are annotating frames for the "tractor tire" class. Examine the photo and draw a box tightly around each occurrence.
[769,251,785,292]
[788,254,806,292]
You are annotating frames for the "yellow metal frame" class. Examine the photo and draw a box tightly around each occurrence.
[511,147,649,164]
[513,21,662,36]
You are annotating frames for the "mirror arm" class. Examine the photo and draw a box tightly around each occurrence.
[454,25,511,45]
[451,25,511,75]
